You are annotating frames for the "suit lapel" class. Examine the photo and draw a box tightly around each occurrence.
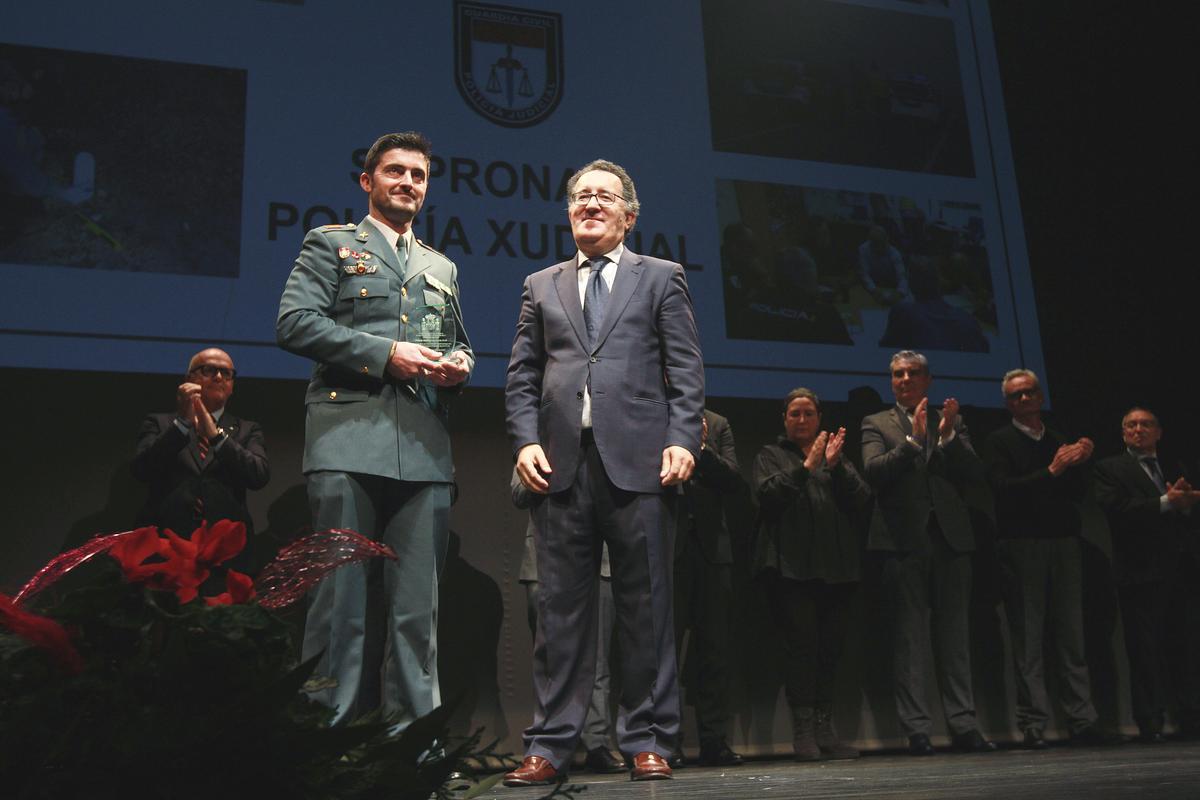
[403,239,435,288]
[355,217,405,282]
[186,428,205,471]
[553,261,589,350]
[593,249,645,351]
[890,406,912,438]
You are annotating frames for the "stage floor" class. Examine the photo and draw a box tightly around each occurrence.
[460,741,1200,799]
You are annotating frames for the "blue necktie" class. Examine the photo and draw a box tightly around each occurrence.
[1143,457,1167,493]
[584,258,609,349]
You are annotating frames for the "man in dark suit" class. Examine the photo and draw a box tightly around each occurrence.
[276,132,473,729]
[983,369,1115,747]
[673,408,745,766]
[504,159,704,784]
[860,350,995,755]
[132,348,269,553]
[1094,407,1200,741]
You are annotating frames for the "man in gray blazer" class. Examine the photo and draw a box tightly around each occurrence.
[504,159,704,784]
[276,132,472,729]
[860,350,994,755]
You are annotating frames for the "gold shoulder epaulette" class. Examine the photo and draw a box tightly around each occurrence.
[321,223,358,231]
[415,238,448,259]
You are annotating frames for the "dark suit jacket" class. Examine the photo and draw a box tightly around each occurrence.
[676,410,744,565]
[1094,451,1199,585]
[132,412,269,536]
[505,249,704,494]
[861,405,983,554]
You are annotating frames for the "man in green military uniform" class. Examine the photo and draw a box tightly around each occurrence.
[277,131,472,728]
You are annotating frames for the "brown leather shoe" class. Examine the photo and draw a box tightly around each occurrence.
[503,755,561,786]
[630,751,672,781]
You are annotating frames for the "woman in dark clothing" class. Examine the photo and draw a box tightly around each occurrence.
[753,387,872,761]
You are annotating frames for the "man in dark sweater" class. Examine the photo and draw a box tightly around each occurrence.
[983,369,1114,747]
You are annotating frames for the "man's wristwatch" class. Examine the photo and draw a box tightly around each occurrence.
[211,427,228,446]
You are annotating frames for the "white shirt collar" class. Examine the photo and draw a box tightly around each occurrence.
[576,243,624,269]
[365,215,413,255]
[1011,417,1045,441]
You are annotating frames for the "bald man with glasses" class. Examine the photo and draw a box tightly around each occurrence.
[1095,407,1200,742]
[132,347,270,544]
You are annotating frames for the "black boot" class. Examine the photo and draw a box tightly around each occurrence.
[814,704,860,760]
[791,706,821,762]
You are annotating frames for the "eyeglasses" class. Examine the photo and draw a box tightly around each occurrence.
[1122,419,1157,430]
[190,364,237,380]
[1005,388,1040,401]
[569,191,623,207]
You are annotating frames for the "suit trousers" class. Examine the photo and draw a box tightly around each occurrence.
[525,577,617,752]
[999,537,1097,735]
[1118,557,1200,736]
[674,539,734,747]
[882,524,977,737]
[302,471,450,728]
[526,434,680,768]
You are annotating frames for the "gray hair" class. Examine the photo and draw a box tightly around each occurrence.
[565,158,641,216]
[889,350,929,374]
[1001,368,1040,397]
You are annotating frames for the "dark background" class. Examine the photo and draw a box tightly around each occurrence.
[0,0,1190,751]
[989,1,1193,455]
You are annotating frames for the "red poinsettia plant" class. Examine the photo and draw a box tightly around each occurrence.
[0,524,479,800]
[107,520,255,606]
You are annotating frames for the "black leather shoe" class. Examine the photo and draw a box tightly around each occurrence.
[1070,726,1126,746]
[1138,731,1167,744]
[951,730,998,753]
[667,752,686,770]
[698,742,744,767]
[1021,730,1048,750]
[908,733,935,756]
[584,746,627,774]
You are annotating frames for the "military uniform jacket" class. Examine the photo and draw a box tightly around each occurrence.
[276,218,473,481]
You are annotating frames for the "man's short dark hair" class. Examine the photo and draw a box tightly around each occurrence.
[565,158,641,215]
[364,132,432,176]
[1122,406,1160,427]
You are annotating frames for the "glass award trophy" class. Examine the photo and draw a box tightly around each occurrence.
[406,302,456,383]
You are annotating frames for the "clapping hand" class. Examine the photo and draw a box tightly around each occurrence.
[804,431,829,471]
[825,427,847,466]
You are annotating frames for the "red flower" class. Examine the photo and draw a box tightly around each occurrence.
[108,527,168,582]
[108,521,248,605]
[0,593,83,674]
[204,570,256,607]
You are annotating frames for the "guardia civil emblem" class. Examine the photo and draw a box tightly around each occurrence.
[453,1,563,128]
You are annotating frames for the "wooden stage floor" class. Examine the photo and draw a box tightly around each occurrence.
[458,741,1200,799]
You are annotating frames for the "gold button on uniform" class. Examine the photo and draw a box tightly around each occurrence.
[401,313,408,323]
[359,287,368,297]
[401,287,408,298]
[329,391,337,399]
[361,366,369,374]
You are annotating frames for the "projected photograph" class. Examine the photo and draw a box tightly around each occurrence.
[717,178,996,353]
[0,44,246,275]
[701,0,973,177]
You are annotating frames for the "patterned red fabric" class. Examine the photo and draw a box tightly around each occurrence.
[254,529,397,610]
[12,528,155,605]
